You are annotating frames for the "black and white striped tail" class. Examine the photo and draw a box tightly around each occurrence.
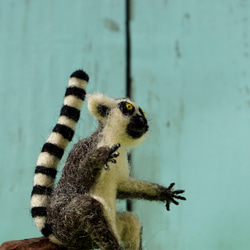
[31,70,89,244]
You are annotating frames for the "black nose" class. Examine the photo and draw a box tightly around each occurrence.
[134,114,148,129]
[127,114,149,139]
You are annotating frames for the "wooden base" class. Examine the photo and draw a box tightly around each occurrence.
[0,237,67,250]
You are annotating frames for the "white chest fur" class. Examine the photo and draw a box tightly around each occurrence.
[90,149,129,208]
[89,146,129,241]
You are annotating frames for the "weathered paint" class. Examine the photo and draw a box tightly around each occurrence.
[131,1,250,249]
[0,1,250,249]
[0,0,126,242]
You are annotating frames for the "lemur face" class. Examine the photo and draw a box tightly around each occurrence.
[118,101,148,139]
[87,93,149,141]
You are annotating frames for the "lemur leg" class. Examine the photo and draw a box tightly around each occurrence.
[50,195,123,250]
[116,212,142,250]
[84,198,123,250]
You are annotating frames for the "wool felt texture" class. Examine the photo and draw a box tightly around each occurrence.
[31,70,88,240]
[31,70,186,250]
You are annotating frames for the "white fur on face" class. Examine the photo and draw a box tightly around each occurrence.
[87,93,148,149]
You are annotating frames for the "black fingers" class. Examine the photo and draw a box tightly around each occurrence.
[110,143,121,154]
[109,151,119,163]
[173,194,186,200]
[173,189,185,194]
[167,183,175,190]
[103,144,121,171]
[171,199,179,205]
[104,164,110,170]
[166,198,179,211]
[172,189,186,201]
[166,201,170,211]
[165,183,186,211]
[110,152,119,158]
[166,199,179,211]
[108,158,117,164]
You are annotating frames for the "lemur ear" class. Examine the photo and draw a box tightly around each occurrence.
[97,105,110,117]
[87,93,115,121]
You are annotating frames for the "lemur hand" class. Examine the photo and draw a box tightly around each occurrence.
[104,143,120,170]
[164,183,186,211]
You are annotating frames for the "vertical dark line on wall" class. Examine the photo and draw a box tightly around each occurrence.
[125,0,131,98]
[125,0,133,212]
[126,155,133,212]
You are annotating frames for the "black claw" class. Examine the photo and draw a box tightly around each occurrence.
[110,152,119,158]
[167,183,175,190]
[108,158,117,164]
[172,199,179,205]
[104,144,121,170]
[173,190,185,194]
[104,164,110,170]
[110,143,121,154]
[166,202,170,211]
[175,195,186,200]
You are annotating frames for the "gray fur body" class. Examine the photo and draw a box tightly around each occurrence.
[46,130,105,248]
[46,126,136,250]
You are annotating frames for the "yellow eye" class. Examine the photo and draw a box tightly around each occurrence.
[126,103,133,110]
[142,110,146,117]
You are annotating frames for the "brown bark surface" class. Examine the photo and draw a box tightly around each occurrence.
[0,237,67,250]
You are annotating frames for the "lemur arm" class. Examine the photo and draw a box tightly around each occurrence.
[81,143,120,170]
[117,178,186,210]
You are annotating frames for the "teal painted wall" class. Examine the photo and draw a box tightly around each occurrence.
[0,0,126,243]
[1,1,250,250]
[131,1,250,249]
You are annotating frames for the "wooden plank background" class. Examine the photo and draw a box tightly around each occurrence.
[0,0,126,243]
[1,1,250,249]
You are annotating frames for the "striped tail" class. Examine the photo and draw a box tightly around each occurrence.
[31,70,89,243]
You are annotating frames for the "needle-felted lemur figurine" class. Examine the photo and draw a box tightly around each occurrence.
[31,70,186,250]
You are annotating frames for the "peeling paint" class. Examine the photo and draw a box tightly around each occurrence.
[104,18,120,32]
[175,40,181,59]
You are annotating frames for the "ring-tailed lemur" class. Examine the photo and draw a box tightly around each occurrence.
[31,70,186,250]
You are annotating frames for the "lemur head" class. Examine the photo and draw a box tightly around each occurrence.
[87,93,148,148]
